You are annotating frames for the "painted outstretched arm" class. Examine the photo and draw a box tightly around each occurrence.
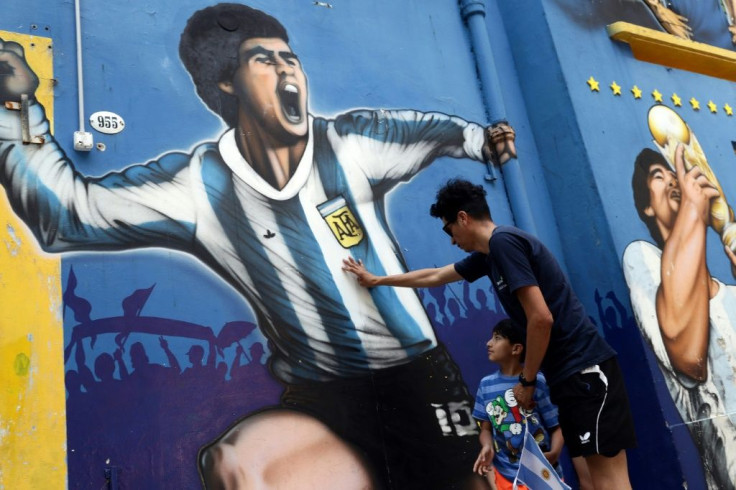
[159,336,181,373]
[656,145,717,381]
[0,39,196,252]
[341,256,461,288]
[113,348,129,379]
[337,109,508,186]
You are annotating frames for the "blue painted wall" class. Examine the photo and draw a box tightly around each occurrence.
[7,0,730,487]
[497,1,736,489]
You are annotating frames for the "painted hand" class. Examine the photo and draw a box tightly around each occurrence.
[484,121,517,165]
[643,0,692,39]
[0,38,39,102]
[675,143,719,227]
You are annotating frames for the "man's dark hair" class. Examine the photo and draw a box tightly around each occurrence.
[429,179,491,223]
[632,148,668,248]
[179,3,289,127]
[492,319,525,362]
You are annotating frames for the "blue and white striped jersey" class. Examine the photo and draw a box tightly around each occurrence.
[0,105,486,382]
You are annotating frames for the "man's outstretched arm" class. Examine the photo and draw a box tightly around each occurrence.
[342,257,461,288]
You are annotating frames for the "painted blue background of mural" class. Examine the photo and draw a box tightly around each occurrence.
[2,1,524,488]
[495,1,736,488]
[7,0,727,487]
[11,1,502,364]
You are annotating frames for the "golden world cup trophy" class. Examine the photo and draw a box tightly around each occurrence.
[647,105,736,256]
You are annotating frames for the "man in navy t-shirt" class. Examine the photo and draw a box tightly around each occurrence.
[343,179,636,490]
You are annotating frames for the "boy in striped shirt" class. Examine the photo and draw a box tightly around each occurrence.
[472,319,563,490]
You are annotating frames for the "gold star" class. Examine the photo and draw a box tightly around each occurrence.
[671,93,682,107]
[652,89,663,103]
[587,76,600,92]
[725,104,733,116]
[610,81,621,96]
[690,97,700,110]
[708,100,718,113]
[631,85,642,99]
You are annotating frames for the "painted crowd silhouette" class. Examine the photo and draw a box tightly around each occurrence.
[62,268,631,489]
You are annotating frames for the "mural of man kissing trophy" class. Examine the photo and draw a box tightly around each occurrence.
[623,105,736,490]
[0,3,514,489]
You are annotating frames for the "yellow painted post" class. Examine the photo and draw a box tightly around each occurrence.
[0,31,67,489]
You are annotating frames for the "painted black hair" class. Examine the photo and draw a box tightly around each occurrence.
[180,3,289,127]
[632,148,668,248]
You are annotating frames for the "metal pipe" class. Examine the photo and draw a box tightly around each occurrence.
[74,0,85,132]
[459,0,537,235]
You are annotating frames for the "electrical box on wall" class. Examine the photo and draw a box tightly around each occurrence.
[73,130,93,151]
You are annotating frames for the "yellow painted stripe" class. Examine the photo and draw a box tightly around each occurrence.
[0,30,66,490]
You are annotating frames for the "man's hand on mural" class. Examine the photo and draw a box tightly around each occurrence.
[484,122,517,166]
[674,143,719,227]
[342,257,378,287]
[0,38,39,103]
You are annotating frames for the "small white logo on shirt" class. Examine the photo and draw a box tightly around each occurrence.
[495,274,507,291]
[579,432,591,444]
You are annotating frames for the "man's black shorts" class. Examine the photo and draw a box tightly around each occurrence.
[281,344,479,490]
[550,356,637,458]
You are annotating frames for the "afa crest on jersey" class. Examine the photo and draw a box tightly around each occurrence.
[318,196,364,248]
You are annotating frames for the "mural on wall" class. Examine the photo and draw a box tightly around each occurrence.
[0,3,517,489]
[623,105,736,490]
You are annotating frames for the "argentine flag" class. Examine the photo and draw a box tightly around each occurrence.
[513,424,570,490]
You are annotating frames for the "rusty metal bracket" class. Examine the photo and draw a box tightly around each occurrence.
[4,94,45,145]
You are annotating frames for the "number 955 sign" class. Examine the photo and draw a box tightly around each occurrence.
[90,111,125,135]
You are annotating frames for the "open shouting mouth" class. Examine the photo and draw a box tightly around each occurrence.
[278,81,302,124]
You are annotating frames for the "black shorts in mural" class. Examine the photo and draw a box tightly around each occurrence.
[550,356,637,458]
[281,344,479,490]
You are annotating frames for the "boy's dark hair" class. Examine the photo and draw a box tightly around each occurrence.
[429,179,492,223]
[493,318,526,362]
[632,148,667,248]
[179,3,289,128]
